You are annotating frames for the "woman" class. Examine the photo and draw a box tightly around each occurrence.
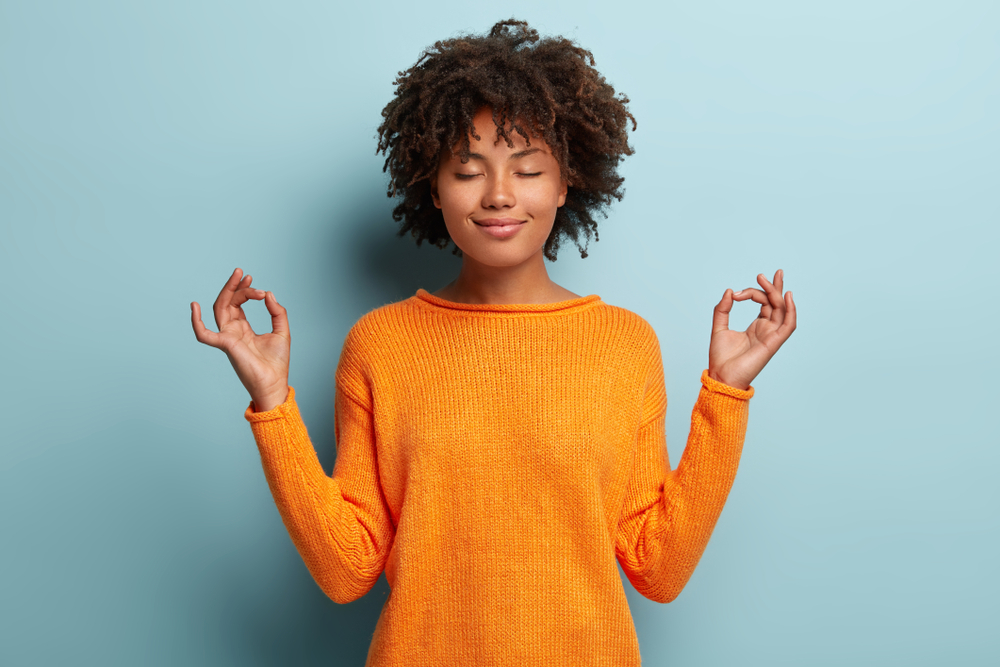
[190,19,795,666]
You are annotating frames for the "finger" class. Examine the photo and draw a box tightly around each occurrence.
[756,273,785,311]
[771,269,787,326]
[230,286,267,312]
[213,268,244,329]
[191,301,223,348]
[777,290,797,338]
[265,291,290,338]
[734,287,772,321]
[220,282,266,328]
[756,272,786,324]
[733,288,770,306]
[229,273,264,310]
[712,289,734,333]
[229,274,262,316]
[234,273,254,300]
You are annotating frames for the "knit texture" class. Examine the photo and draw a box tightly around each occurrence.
[244,288,753,666]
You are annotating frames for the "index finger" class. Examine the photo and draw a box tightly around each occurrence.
[213,268,244,329]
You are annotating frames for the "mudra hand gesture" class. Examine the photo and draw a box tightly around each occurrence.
[190,268,291,412]
[708,269,796,391]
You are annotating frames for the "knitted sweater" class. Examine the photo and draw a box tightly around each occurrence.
[244,288,753,666]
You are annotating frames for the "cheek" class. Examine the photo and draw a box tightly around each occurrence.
[437,178,474,211]
[526,182,564,216]
[438,190,470,222]
[437,190,480,236]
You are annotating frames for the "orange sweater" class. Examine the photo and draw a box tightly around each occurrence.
[244,288,753,666]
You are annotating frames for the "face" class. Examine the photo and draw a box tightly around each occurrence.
[431,107,568,268]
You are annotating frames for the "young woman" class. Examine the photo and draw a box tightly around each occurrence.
[190,19,795,666]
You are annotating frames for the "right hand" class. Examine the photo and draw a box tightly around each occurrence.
[191,268,290,412]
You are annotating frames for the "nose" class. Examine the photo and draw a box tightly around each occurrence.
[481,172,515,209]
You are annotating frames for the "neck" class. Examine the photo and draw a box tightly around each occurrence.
[436,250,566,305]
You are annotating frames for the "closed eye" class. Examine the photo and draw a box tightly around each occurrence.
[518,172,542,177]
[454,173,481,180]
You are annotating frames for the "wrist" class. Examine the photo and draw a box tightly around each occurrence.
[251,385,290,413]
[707,369,750,391]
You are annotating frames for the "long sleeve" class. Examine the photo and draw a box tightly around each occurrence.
[234,290,760,664]
[244,381,395,604]
[614,354,753,603]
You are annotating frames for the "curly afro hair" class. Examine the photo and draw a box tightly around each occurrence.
[375,18,636,261]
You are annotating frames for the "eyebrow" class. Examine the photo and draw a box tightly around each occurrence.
[462,147,543,161]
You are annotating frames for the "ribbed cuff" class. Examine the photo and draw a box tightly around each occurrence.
[244,386,297,423]
[700,370,754,400]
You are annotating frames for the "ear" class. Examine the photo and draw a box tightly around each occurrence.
[430,175,442,209]
[557,177,569,208]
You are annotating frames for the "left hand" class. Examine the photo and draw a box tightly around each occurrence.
[708,269,797,390]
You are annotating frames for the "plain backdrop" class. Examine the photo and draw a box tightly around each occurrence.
[2,0,997,665]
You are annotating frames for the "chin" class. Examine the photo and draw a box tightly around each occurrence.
[462,242,544,267]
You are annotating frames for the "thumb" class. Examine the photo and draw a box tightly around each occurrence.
[264,291,290,339]
[712,289,734,334]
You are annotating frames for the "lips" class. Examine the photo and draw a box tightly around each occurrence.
[473,218,526,239]
[474,218,525,227]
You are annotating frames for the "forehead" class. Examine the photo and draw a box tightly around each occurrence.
[445,108,551,161]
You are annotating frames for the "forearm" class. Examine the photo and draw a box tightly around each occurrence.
[245,387,390,603]
[618,372,752,602]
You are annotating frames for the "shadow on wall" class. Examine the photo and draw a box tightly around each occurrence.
[305,189,463,468]
[0,193,465,666]
[336,192,464,310]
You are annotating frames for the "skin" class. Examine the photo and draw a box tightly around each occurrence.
[428,106,575,305]
[190,106,796,410]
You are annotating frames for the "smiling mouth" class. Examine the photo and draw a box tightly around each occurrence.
[473,219,526,238]
[474,219,525,227]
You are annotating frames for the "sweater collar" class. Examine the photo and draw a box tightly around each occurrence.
[413,288,602,315]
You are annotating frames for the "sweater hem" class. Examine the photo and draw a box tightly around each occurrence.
[700,370,754,400]
[245,385,298,423]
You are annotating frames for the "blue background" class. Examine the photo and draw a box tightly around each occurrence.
[2,0,997,664]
